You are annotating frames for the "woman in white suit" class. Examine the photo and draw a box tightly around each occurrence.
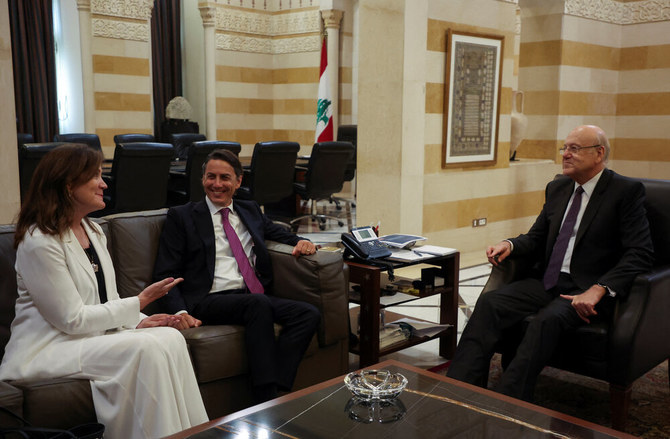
[0,145,208,438]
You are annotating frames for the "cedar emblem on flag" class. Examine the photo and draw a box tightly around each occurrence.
[315,35,333,142]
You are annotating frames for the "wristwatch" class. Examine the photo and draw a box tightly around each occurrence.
[597,282,616,298]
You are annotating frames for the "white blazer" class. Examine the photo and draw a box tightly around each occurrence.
[0,220,142,381]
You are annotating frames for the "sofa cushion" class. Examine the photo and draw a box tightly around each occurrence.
[11,378,96,429]
[182,325,246,383]
[182,324,319,384]
[0,381,23,426]
[104,209,167,315]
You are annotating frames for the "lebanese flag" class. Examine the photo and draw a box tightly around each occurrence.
[315,36,333,142]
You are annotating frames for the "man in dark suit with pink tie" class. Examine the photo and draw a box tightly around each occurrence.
[447,125,654,401]
[153,149,320,403]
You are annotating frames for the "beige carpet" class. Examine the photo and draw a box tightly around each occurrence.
[484,354,670,438]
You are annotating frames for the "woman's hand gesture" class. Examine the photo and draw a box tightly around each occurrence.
[137,277,183,310]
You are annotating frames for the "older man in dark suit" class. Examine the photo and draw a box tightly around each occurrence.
[447,125,654,401]
[153,149,320,402]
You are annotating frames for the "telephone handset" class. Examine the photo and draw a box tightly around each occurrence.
[341,226,392,260]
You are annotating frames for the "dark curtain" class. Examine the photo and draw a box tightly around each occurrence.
[151,0,182,142]
[9,0,58,143]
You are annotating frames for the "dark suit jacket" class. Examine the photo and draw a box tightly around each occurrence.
[510,168,653,298]
[153,199,302,314]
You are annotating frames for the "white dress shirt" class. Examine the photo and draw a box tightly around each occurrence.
[205,197,257,293]
[560,170,603,274]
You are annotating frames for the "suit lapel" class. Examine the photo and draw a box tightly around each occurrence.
[193,201,216,277]
[575,169,612,245]
[233,202,254,241]
[83,221,118,301]
[65,225,98,287]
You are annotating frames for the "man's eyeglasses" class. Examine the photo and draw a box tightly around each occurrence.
[559,144,601,155]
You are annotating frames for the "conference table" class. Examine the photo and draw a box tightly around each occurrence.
[166,359,633,439]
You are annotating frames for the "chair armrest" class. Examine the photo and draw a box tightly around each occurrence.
[609,264,670,381]
[266,241,349,347]
[481,255,535,294]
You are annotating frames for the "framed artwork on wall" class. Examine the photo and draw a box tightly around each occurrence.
[442,29,504,168]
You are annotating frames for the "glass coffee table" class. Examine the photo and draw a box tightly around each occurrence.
[168,359,633,439]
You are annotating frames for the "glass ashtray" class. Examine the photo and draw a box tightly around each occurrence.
[344,369,408,400]
[344,396,407,423]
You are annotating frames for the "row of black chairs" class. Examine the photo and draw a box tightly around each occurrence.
[18,132,211,162]
[17,139,355,230]
[52,132,208,162]
[17,140,240,216]
[18,125,357,164]
[234,141,355,230]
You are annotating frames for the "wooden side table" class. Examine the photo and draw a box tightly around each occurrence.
[346,252,460,368]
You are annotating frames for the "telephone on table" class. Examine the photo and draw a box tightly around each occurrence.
[341,226,392,260]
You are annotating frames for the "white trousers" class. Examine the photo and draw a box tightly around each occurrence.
[77,327,208,439]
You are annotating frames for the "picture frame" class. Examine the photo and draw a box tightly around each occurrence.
[442,29,504,168]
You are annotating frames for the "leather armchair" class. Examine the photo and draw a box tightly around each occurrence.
[334,125,357,210]
[168,133,206,161]
[236,141,299,205]
[113,133,155,146]
[98,142,174,216]
[336,125,357,184]
[18,142,66,202]
[54,133,102,152]
[482,177,670,431]
[235,141,300,224]
[0,381,23,428]
[168,140,241,205]
[17,133,33,148]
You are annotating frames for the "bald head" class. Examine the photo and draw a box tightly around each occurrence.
[561,125,609,184]
[571,125,610,161]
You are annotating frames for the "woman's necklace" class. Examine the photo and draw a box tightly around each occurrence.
[74,223,98,273]
[83,246,99,273]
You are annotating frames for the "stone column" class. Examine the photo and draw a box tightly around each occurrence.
[356,0,427,234]
[199,3,217,140]
[76,0,95,133]
[321,9,343,136]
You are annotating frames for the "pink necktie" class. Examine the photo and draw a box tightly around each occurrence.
[221,208,264,294]
[543,186,584,290]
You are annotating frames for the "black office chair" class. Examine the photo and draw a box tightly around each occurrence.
[334,125,357,209]
[113,133,155,146]
[54,133,102,151]
[94,142,174,216]
[168,140,242,205]
[168,133,206,161]
[160,119,199,143]
[18,142,66,202]
[235,141,300,211]
[17,133,34,148]
[290,142,354,231]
